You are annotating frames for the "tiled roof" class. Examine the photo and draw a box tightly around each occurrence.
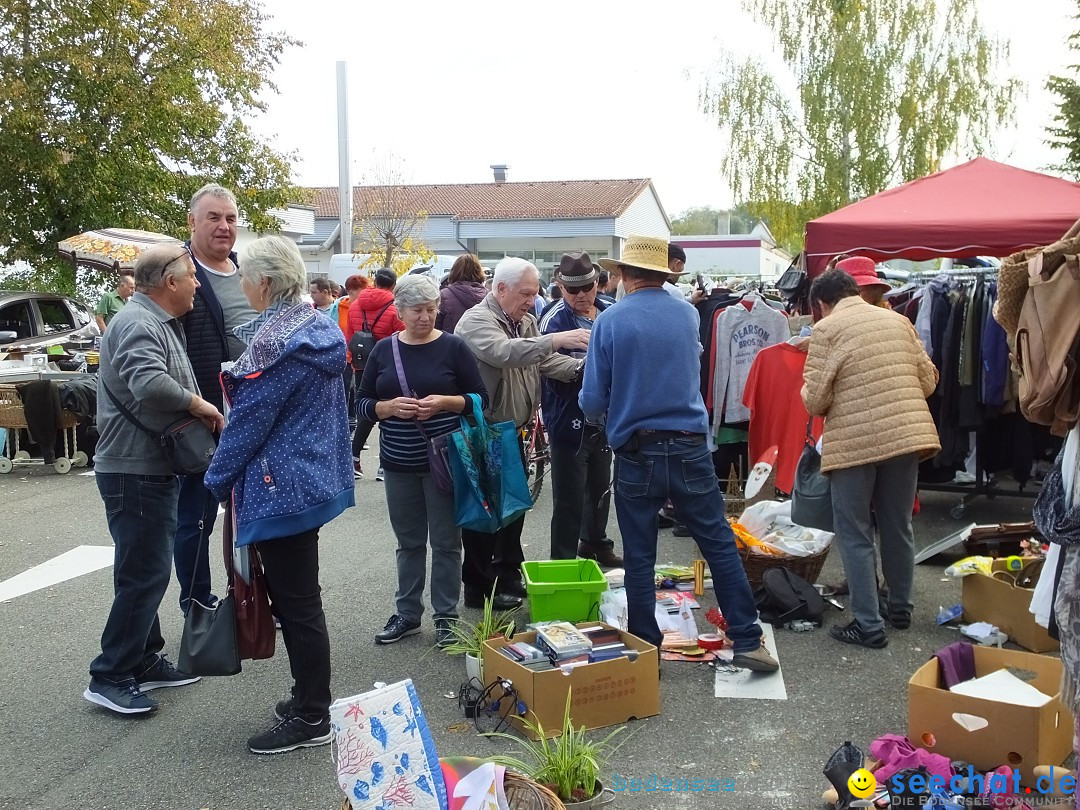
[308,178,653,220]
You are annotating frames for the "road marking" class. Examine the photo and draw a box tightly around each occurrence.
[713,622,787,700]
[79,470,95,476]
[0,545,114,602]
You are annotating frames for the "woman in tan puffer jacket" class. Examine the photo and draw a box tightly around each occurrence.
[801,269,939,651]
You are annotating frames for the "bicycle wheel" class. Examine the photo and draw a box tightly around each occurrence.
[527,426,548,502]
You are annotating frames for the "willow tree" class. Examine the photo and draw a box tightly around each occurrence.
[1048,2,1080,178]
[700,0,1019,250]
[0,0,299,295]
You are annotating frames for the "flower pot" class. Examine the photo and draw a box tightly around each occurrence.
[465,652,483,683]
[567,781,615,807]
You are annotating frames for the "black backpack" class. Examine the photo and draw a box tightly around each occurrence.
[753,567,825,626]
[348,302,393,371]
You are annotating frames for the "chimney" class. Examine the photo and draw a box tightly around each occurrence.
[336,61,352,254]
[490,164,509,184]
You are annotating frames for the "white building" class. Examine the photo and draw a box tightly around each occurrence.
[300,175,670,281]
[674,223,792,281]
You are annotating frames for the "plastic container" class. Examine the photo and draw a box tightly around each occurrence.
[521,559,608,623]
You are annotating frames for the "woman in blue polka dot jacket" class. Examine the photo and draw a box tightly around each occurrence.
[204,235,354,754]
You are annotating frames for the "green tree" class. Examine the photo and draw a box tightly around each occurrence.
[671,206,725,235]
[0,0,300,296]
[1048,3,1080,178]
[700,0,1019,249]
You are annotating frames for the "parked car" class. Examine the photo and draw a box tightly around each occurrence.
[0,291,97,350]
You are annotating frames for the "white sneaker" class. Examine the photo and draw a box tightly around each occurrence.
[375,467,384,482]
[952,471,976,484]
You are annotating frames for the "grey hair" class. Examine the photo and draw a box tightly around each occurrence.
[134,244,192,290]
[189,183,238,213]
[493,257,538,289]
[240,236,306,305]
[394,274,440,309]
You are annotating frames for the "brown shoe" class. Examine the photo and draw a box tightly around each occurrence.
[731,642,779,672]
[577,543,624,568]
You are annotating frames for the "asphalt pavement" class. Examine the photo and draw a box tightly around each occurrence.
[0,444,1049,810]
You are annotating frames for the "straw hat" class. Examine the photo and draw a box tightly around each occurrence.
[598,235,675,276]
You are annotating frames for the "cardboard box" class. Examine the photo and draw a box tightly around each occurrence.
[908,645,1073,785]
[482,622,659,739]
[962,559,1058,653]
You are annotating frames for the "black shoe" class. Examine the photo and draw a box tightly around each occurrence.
[83,677,158,715]
[657,513,675,529]
[135,654,200,691]
[374,614,421,644]
[499,579,528,599]
[577,543,624,568]
[434,615,456,649]
[463,591,522,610]
[829,621,888,649]
[248,715,331,754]
[672,522,691,537]
[878,592,911,629]
[273,696,295,721]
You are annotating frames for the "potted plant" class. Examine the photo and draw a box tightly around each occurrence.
[441,586,518,682]
[487,689,626,807]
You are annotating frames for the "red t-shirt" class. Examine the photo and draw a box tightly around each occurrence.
[742,342,823,494]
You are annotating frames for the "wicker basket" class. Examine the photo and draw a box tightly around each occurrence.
[739,543,831,588]
[338,771,567,810]
[0,384,77,430]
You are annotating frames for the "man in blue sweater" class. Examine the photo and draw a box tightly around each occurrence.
[580,235,778,672]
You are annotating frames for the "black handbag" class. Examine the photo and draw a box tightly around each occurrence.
[102,381,216,475]
[776,254,808,303]
[790,421,833,532]
[179,595,242,676]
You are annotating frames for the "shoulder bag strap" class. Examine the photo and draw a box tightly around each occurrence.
[101,380,162,444]
[372,301,393,329]
[390,334,431,440]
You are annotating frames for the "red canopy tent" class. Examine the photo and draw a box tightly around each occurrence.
[804,157,1080,276]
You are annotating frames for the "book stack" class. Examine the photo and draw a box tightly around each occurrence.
[534,622,593,667]
[580,625,632,663]
[497,641,553,671]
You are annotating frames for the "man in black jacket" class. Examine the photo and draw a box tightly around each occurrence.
[174,183,257,613]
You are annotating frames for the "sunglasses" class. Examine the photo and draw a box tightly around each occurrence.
[564,282,596,295]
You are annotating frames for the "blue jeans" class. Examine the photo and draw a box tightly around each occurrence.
[90,472,179,682]
[613,438,762,653]
[173,472,219,612]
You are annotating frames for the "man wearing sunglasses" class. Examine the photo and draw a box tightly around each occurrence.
[539,253,621,567]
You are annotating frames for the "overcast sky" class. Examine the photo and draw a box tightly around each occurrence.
[251,0,1078,218]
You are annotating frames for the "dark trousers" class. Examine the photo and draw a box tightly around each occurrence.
[462,514,526,598]
[352,418,376,458]
[90,473,178,682]
[256,527,332,722]
[344,368,356,431]
[174,472,219,613]
[549,430,613,559]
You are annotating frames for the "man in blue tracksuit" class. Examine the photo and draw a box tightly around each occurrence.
[540,253,621,567]
[580,235,777,672]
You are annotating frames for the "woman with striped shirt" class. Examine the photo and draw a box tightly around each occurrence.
[356,275,488,647]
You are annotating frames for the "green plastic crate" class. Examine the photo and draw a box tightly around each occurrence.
[521,559,609,623]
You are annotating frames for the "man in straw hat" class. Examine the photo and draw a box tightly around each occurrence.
[539,252,621,568]
[580,234,779,672]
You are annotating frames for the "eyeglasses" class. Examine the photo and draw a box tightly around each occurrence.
[564,282,596,295]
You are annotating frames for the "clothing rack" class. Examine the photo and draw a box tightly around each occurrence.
[899,270,1041,518]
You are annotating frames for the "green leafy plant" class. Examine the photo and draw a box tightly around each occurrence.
[441,586,518,658]
[487,690,627,803]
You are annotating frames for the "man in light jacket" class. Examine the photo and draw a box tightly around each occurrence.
[802,269,940,649]
[456,257,588,609]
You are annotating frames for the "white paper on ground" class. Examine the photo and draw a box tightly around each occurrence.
[948,667,1051,707]
[714,622,787,701]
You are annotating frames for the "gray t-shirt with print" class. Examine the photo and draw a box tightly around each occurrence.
[201,265,257,360]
